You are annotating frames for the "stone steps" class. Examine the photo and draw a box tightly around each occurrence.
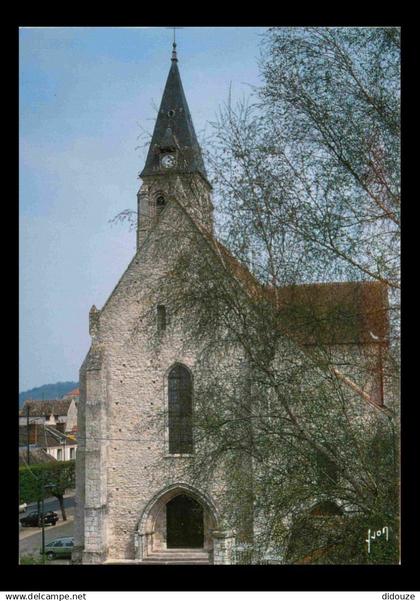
[142,549,210,565]
[141,560,210,564]
[104,559,210,565]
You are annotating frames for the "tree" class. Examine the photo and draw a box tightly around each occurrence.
[47,460,75,521]
[145,209,399,563]
[209,27,400,288]
[205,27,400,374]
[119,27,400,563]
[19,460,75,521]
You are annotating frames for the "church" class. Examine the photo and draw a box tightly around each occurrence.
[73,42,390,565]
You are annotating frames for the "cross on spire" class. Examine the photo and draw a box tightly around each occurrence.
[166,27,183,61]
[167,26,183,45]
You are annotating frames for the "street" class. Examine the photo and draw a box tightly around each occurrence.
[25,492,75,515]
[19,492,75,564]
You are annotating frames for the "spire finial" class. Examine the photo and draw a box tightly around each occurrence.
[167,27,183,62]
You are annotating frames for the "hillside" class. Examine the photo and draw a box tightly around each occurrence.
[19,381,79,408]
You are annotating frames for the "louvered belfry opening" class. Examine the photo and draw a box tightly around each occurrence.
[156,196,166,215]
[168,364,193,454]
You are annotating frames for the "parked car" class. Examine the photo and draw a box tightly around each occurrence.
[41,537,74,560]
[20,511,59,527]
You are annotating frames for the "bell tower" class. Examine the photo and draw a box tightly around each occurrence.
[136,42,214,250]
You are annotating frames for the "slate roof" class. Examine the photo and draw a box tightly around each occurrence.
[19,398,73,418]
[140,48,208,183]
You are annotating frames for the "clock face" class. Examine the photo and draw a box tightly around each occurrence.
[161,154,176,169]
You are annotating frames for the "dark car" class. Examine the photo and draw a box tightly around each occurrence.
[20,511,59,527]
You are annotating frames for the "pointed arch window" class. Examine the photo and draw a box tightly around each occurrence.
[168,365,193,454]
[156,195,166,215]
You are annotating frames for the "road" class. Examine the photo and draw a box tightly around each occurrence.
[19,493,75,564]
[25,492,76,514]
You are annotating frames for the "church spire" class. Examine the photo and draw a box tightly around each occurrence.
[139,42,209,184]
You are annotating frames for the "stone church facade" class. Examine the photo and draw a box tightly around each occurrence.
[73,44,241,565]
[73,44,389,565]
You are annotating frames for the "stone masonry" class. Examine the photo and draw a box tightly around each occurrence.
[73,43,390,566]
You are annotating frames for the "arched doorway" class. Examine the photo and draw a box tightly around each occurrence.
[136,483,219,559]
[166,494,204,548]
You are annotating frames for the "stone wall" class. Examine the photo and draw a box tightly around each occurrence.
[212,530,236,565]
[74,198,248,563]
[137,174,213,251]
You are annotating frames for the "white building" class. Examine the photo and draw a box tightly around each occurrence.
[19,398,78,434]
[19,424,77,461]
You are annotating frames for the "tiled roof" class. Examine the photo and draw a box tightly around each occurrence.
[19,447,57,466]
[19,425,76,448]
[263,280,389,346]
[211,238,388,346]
[63,388,79,398]
[211,238,390,411]
[181,200,389,348]
[175,204,390,410]
[19,398,73,418]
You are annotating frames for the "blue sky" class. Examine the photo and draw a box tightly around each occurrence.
[19,26,266,391]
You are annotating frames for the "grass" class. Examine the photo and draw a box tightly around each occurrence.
[19,553,45,565]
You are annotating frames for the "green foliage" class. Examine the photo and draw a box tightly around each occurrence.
[19,460,75,504]
[198,28,400,564]
[136,26,400,565]
[286,512,399,565]
[19,554,44,565]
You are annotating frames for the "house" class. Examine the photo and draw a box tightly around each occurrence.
[62,388,80,402]
[73,43,390,565]
[19,424,77,462]
[19,398,78,434]
[19,446,57,466]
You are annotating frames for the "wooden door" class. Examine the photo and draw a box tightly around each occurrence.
[166,494,204,548]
